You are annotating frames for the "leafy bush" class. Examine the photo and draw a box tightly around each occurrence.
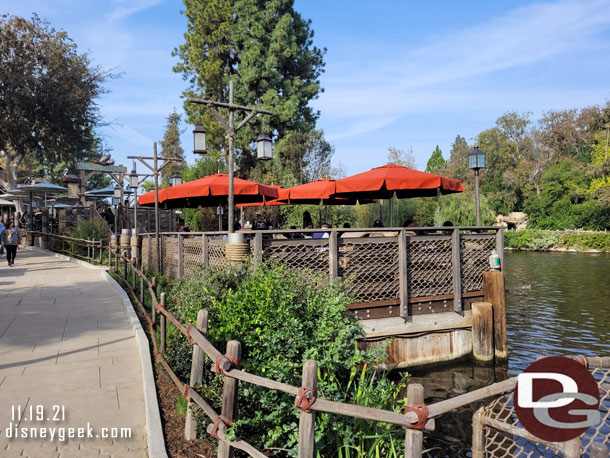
[504,229,610,251]
[163,264,408,456]
[69,219,109,243]
[560,232,610,251]
[504,229,560,250]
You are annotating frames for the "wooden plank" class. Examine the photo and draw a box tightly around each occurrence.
[398,229,408,319]
[451,229,462,313]
[253,232,262,270]
[202,234,209,267]
[297,360,318,458]
[404,383,424,458]
[347,291,484,310]
[178,234,184,279]
[218,340,241,458]
[329,230,338,282]
[483,271,508,361]
[359,312,473,339]
[160,292,166,354]
[185,309,208,440]
[472,302,493,363]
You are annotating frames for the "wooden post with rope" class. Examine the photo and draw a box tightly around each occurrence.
[185,309,208,440]
[404,383,424,458]
[297,360,318,458]
[217,340,241,458]
[160,292,166,354]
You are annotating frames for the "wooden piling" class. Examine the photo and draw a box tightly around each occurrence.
[298,360,318,458]
[590,442,609,458]
[185,309,208,440]
[404,383,424,458]
[483,271,508,361]
[151,277,157,323]
[471,407,485,458]
[218,340,241,458]
[472,302,494,363]
[160,292,166,354]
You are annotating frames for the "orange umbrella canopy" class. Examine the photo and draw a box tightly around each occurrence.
[284,179,372,205]
[236,186,289,207]
[334,164,463,199]
[138,174,279,208]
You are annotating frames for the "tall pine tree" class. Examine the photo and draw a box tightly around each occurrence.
[160,111,185,185]
[173,0,326,178]
[425,145,446,174]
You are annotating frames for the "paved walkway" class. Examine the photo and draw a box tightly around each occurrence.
[0,249,148,458]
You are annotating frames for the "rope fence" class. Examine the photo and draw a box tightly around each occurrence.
[106,248,610,458]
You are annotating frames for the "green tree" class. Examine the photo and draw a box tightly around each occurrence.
[159,111,186,185]
[387,146,416,169]
[425,145,446,174]
[0,15,110,192]
[174,0,326,178]
[445,135,470,183]
[273,129,333,184]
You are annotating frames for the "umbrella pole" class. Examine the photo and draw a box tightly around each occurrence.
[389,197,393,227]
[379,199,383,225]
[318,201,322,226]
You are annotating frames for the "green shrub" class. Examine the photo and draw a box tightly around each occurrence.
[503,229,560,250]
[69,219,109,243]
[560,232,610,251]
[163,264,408,456]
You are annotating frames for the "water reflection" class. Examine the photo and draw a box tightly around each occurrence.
[412,251,610,456]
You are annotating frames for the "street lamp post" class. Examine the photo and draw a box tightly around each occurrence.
[187,80,272,233]
[468,147,486,226]
[112,185,121,236]
[128,144,184,272]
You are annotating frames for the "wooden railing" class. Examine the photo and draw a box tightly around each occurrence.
[39,232,107,264]
[141,226,503,318]
[108,249,529,458]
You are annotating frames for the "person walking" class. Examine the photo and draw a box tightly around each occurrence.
[1,219,22,266]
[0,218,5,259]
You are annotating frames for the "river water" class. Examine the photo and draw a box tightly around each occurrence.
[409,251,610,456]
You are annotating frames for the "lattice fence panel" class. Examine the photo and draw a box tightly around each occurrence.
[209,241,227,270]
[164,237,179,280]
[183,236,204,278]
[150,238,158,273]
[582,364,610,455]
[461,236,496,292]
[405,238,453,297]
[141,237,149,268]
[339,239,399,302]
[479,360,610,457]
[263,240,329,276]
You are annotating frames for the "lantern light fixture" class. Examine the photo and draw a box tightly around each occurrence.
[468,147,485,170]
[256,132,273,160]
[193,124,206,155]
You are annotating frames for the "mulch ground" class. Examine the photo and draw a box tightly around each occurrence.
[123,276,216,458]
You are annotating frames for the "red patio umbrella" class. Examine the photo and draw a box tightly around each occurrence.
[236,186,290,207]
[334,164,463,199]
[138,174,279,209]
[284,179,373,205]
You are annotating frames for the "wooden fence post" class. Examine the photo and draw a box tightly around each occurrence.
[253,232,262,270]
[495,227,504,271]
[139,276,144,305]
[329,230,338,282]
[178,234,184,279]
[297,360,318,458]
[451,228,462,313]
[185,309,209,440]
[483,271,508,362]
[404,383,424,458]
[147,234,152,270]
[151,277,157,323]
[398,229,409,320]
[218,340,241,458]
[202,234,209,267]
[562,436,582,458]
[160,292,166,354]
[123,258,127,282]
[472,302,494,363]
[471,407,485,458]
[590,442,609,458]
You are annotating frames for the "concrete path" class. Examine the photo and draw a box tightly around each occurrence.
[0,249,148,457]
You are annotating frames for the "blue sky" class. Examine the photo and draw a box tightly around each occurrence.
[4,0,610,176]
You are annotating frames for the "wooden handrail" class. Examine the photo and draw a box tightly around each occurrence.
[114,251,516,433]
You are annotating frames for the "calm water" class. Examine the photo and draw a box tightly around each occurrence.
[410,251,610,456]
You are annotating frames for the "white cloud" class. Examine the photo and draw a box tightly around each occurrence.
[317,0,610,140]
